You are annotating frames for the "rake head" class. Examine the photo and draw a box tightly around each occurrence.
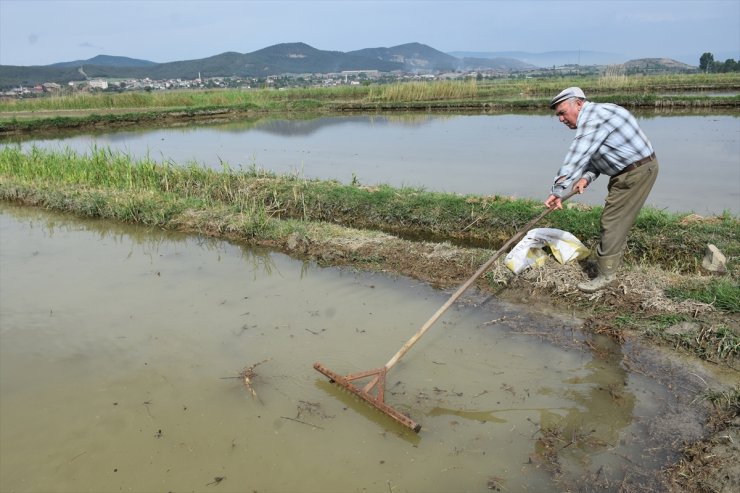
[313,362,421,432]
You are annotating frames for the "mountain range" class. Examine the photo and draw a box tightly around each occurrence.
[0,42,694,89]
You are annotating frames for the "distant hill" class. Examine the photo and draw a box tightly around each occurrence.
[0,43,700,90]
[623,58,696,73]
[458,57,536,72]
[0,42,411,88]
[240,42,403,74]
[348,42,458,72]
[134,43,407,80]
[49,54,158,68]
[346,43,535,72]
[448,50,629,67]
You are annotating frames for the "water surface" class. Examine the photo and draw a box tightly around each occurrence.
[0,204,710,492]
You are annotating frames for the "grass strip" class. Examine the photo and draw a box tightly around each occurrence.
[666,278,740,313]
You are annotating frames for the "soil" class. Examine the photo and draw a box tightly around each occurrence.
[266,229,739,492]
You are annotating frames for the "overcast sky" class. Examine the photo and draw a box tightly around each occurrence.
[1,0,738,66]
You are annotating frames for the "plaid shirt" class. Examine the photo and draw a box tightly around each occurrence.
[552,101,654,197]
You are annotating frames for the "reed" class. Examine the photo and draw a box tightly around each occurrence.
[0,86,370,113]
[368,80,479,101]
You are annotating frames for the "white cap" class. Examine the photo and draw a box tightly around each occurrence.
[549,87,586,108]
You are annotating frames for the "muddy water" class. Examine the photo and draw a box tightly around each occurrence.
[0,204,711,493]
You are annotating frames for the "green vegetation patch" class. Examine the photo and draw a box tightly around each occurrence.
[672,324,739,362]
[616,312,739,363]
[666,278,740,313]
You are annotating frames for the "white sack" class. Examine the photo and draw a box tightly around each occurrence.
[504,228,590,274]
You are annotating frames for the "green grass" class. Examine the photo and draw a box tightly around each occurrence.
[697,386,739,410]
[367,80,479,101]
[674,324,739,361]
[666,279,740,313]
[616,311,738,363]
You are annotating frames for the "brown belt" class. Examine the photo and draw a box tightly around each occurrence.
[616,152,656,176]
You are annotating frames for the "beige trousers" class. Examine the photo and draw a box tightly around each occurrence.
[597,160,659,258]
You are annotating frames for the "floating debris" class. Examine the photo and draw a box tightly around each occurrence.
[239,359,270,400]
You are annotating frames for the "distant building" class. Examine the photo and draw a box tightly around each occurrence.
[340,70,380,77]
[89,79,108,90]
[42,82,62,92]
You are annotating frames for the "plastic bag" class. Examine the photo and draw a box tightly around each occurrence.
[504,228,589,274]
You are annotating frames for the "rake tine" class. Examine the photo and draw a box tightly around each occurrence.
[313,362,420,432]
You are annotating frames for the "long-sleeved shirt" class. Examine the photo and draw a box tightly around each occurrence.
[551,101,654,197]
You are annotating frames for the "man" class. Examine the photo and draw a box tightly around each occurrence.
[544,87,659,293]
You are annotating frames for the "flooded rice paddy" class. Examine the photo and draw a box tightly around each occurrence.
[2,112,739,215]
[0,203,716,492]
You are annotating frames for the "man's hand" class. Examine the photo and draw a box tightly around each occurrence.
[544,194,562,210]
[573,178,588,194]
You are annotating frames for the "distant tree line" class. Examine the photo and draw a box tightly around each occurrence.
[700,52,739,73]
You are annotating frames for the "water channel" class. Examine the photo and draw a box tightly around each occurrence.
[1,203,716,492]
[2,111,739,215]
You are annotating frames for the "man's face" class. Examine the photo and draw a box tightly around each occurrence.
[554,98,582,129]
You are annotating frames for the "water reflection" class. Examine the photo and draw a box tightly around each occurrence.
[222,113,447,136]
[427,406,508,423]
[537,335,639,488]
[8,204,284,280]
[313,379,424,446]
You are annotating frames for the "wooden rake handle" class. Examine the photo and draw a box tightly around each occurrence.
[383,189,578,371]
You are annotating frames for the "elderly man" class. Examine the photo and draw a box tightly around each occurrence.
[544,87,659,293]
